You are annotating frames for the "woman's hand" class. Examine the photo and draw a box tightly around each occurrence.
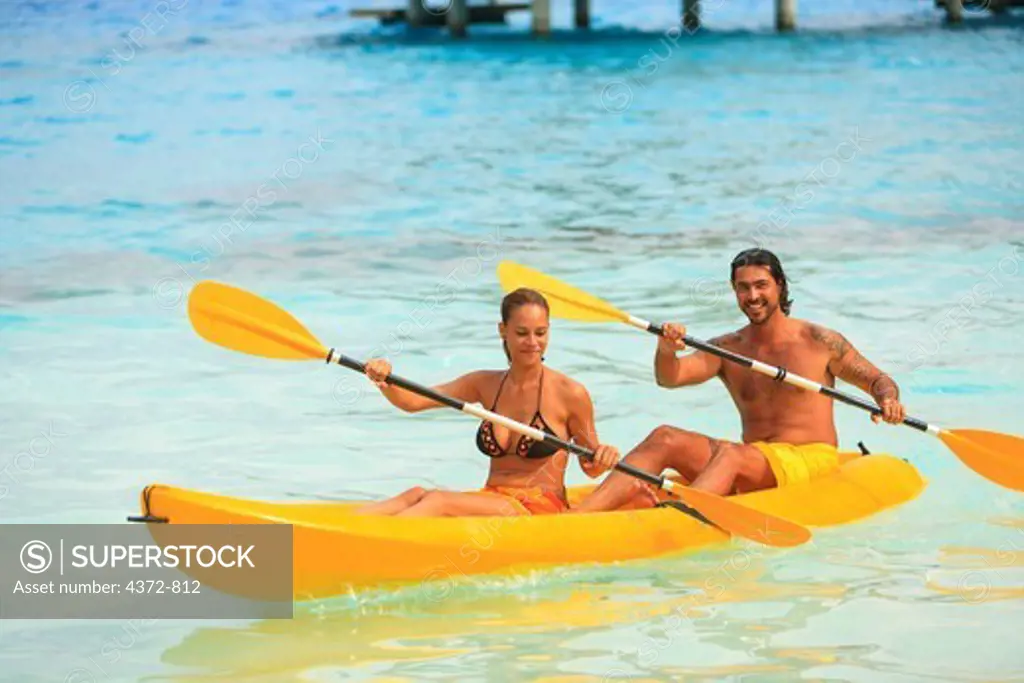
[582,443,620,478]
[364,358,392,389]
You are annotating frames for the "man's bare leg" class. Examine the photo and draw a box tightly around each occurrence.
[573,425,717,513]
[689,441,776,496]
[574,426,779,512]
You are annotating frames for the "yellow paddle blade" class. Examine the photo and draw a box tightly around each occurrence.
[938,429,1024,493]
[188,281,328,361]
[675,487,812,548]
[496,261,629,324]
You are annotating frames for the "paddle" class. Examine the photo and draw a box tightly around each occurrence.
[496,261,1024,494]
[187,280,812,548]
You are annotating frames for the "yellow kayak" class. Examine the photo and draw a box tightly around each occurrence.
[133,451,924,600]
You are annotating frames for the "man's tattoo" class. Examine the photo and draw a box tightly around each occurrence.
[809,324,851,360]
[810,324,891,393]
[808,324,900,401]
[869,374,899,401]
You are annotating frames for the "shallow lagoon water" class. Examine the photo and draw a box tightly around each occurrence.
[1,0,1023,680]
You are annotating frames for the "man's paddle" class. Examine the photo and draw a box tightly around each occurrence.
[187,280,812,548]
[496,261,1024,494]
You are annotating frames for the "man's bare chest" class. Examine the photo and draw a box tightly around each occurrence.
[722,343,831,404]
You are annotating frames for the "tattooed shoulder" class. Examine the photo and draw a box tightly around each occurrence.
[808,324,851,359]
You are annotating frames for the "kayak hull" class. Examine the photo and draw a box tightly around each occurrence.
[135,452,925,600]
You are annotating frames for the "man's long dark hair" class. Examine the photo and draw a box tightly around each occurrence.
[730,248,793,315]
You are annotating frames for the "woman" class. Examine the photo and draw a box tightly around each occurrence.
[356,287,621,517]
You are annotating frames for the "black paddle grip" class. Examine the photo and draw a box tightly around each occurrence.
[327,348,465,412]
[647,322,756,370]
[555,437,665,488]
[819,385,931,432]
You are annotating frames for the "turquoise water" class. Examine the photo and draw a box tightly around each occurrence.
[2,0,1023,680]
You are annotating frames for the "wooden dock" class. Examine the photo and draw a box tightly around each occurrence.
[350,3,531,27]
[350,0,1021,36]
[349,0,587,36]
[933,0,1022,7]
[934,0,1021,22]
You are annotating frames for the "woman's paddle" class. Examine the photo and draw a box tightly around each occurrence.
[187,280,812,548]
[496,261,1024,494]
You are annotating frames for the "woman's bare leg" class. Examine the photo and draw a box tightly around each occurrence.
[397,490,527,517]
[356,486,429,515]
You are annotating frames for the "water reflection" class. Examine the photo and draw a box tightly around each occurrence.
[157,548,865,682]
[925,516,1024,604]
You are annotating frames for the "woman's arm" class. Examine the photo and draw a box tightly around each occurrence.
[365,358,484,413]
[564,382,620,478]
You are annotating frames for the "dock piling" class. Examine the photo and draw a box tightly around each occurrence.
[776,0,797,31]
[574,0,590,29]
[406,0,427,27]
[683,0,700,32]
[447,0,469,37]
[944,0,964,21]
[533,0,551,35]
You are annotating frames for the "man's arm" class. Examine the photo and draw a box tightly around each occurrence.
[809,324,906,424]
[654,326,727,388]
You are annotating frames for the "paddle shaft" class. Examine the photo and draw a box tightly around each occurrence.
[324,348,675,492]
[620,316,938,436]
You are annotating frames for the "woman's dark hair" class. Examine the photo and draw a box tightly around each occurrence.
[730,248,793,315]
[501,288,550,361]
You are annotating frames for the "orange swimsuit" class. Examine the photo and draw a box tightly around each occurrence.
[480,485,569,515]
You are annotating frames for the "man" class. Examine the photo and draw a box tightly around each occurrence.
[574,248,907,512]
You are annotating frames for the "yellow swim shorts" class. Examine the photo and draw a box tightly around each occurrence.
[751,442,841,488]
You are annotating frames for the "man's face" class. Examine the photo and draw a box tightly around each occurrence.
[732,265,781,325]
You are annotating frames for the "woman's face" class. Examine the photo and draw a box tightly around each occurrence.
[500,304,549,365]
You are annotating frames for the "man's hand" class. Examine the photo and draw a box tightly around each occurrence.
[871,392,907,425]
[658,322,687,354]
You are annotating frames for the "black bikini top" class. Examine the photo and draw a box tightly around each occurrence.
[476,370,562,459]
